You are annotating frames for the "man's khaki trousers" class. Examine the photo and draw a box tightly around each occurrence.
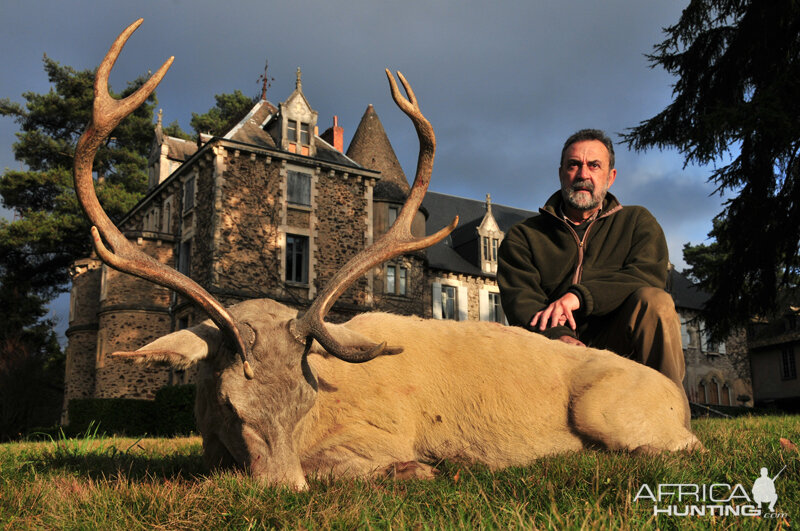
[581,287,686,386]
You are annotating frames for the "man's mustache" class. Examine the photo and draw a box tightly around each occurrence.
[571,181,594,192]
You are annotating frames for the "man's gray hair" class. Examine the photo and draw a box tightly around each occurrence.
[560,129,615,169]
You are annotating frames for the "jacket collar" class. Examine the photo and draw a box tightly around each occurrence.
[540,190,622,219]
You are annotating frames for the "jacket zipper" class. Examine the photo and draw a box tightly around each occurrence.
[542,205,622,285]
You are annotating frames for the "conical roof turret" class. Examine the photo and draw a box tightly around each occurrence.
[346,104,410,195]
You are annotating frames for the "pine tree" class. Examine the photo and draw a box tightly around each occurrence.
[0,55,160,293]
[190,90,255,137]
[0,55,160,436]
[623,0,800,339]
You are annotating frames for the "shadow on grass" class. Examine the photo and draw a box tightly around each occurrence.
[19,442,208,483]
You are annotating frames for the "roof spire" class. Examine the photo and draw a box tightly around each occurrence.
[486,193,492,214]
[157,108,163,127]
[296,67,302,91]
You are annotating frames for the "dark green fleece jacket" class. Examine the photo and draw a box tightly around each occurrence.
[497,191,669,340]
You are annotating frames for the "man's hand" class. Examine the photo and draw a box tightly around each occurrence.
[557,335,586,347]
[530,292,580,331]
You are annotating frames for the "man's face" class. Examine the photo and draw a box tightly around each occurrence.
[559,139,617,212]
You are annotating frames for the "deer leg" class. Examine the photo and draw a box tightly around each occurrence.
[569,363,701,453]
[379,461,439,480]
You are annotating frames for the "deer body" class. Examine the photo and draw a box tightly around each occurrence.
[162,299,698,489]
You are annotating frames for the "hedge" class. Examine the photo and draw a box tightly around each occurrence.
[153,384,197,436]
[65,384,197,437]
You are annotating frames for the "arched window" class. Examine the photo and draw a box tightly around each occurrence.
[697,381,707,403]
[721,383,731,406]
[708,378,720,404]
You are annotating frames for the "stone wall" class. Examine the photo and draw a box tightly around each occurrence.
[92,237,175,400]
[313,171,372,307]
[61,258,102,422]
[213,150,283,299]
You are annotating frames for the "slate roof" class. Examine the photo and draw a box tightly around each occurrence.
[224,100,278,149]
[667,269,710,311]
[346,104,410,193]
[164,136,197,162]
[422,191,532,276]
[220,99,362,168]
[314,135,360,166]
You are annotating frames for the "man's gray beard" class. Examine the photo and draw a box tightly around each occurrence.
[562,186,607,211]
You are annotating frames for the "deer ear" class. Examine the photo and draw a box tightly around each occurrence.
[111,321,221,369]
[307,322,403,359]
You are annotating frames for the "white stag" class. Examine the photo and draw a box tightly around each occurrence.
[74,20,702,491]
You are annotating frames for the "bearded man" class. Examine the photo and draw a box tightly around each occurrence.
[497,129,685,385]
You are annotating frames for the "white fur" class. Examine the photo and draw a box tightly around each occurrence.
[125,299,700,489]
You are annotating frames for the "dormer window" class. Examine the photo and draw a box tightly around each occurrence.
[280,69,318,156]
[477,194,503,274]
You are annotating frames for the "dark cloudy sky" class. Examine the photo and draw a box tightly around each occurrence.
[1,1,727,340]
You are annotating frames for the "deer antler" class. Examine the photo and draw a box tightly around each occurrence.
[74,19,255,379]
[289,70,458,361]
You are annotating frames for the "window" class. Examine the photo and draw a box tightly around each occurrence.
[286,234,309,284]
[680,317,690,348]
[386,266,395,293]
[782,346,797,380]
[388,205,399,229]
[163,202,171,232]
[399,267,407,296]
[178,240,192,275]
[183,176,195,212]
[482,236,499,262]
[287,170,311,206]
[487,292,503,323]
[700,322,725,354]
[287,120,310,145]
[441,285,457,320]
[385,264,408,296]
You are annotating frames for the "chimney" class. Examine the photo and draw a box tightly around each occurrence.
[321,115,344,152]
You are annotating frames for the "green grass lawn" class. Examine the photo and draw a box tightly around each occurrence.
[1,415,797,529]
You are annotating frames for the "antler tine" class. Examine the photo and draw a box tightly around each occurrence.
[74,20,255,379]
[289,70,458,362]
